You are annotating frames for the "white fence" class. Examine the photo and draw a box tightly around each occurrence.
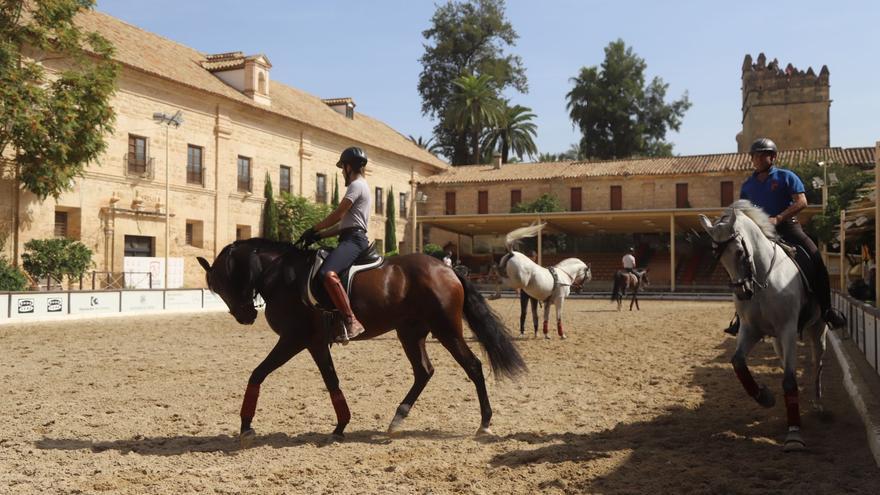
[0,288,235,323]
[833,290,880,377]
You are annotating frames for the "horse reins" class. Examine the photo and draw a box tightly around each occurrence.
[712,231,780,293]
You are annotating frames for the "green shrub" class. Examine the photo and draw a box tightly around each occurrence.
[0,257,27,291]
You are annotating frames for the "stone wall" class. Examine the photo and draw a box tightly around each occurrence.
[2,64,432,288]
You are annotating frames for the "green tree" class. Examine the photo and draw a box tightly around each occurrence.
[262,172,279,240]
[566,39,690,159]
[385,187,397,254]
[447,73,504,164]
[331,174,340,208]
[483,103,538,163]
[407,135,442,155]
[510,193,563,213]
[21,238,93,287]
[418,0,527,164]
[276,195,337,248]
[1,1,118,260]
[0,237,27,290]
[785,160,871,245]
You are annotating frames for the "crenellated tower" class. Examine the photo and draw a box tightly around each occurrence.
[736,53,830,152]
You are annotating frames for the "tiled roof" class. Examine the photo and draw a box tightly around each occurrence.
[322,97,355,106]
[77,10,446,171]
[420,147,875,185]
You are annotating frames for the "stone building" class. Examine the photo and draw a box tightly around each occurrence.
[417,148,874,290]
[737,53,831,152]
[0,10,445,288]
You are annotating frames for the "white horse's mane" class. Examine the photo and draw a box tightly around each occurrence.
[729,199,778,241]
[505,223,545,251]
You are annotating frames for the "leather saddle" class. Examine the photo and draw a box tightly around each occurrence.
[300,243,384,311]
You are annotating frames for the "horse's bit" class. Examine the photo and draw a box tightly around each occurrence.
[712,231,779,300]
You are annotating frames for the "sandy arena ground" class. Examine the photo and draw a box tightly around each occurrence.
[1,298,879,494]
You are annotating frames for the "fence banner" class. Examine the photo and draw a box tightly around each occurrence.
[0,294,7,320]
[121,291,164,313]
[164,290,203,311]
[69,292,120,315]
[8,292,68,319]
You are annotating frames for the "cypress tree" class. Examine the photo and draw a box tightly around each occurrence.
[385,187,397,254]
[263,172,279,240]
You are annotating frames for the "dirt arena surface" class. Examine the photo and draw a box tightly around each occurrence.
[1,299,879,494]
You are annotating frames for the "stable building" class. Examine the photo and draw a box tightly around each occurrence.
[417,148,875,291]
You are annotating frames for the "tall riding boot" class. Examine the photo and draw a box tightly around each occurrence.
[324,271,366,344]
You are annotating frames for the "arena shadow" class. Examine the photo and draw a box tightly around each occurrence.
[35,428,463,456]
[488,337,880,493]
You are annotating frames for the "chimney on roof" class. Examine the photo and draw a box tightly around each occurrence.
[492,152,502,169]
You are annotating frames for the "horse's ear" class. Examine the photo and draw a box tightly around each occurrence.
[698,214,714,234]
[197,256,212,273]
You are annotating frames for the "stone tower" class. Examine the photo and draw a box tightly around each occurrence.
[737,53,830,152]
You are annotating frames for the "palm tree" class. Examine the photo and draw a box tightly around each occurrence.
[447,74,503,164]
[407,135,441,155]
[483,103,538,163]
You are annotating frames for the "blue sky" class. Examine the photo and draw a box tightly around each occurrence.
[96,0,879,159]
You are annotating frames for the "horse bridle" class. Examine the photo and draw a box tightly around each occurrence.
[711,230,779,299]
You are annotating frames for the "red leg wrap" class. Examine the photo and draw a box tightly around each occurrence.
[557,319,563,336]
[240,383,260,420]
[734,366,760,398]
[542,320,549,335]
[785,390,801,428]
[330,389,351,425]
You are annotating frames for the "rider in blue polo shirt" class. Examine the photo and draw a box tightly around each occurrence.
[724,138,846,335]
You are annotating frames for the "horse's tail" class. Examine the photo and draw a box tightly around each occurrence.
[454,271,527,379]
[611,271,621,301]
[505,223,545,252]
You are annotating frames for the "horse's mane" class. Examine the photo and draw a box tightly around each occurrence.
[505,223,545,251]
[729,199,778,241]
[221,237,313,257]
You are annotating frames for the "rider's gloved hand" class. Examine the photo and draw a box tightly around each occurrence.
[298,227,319,245]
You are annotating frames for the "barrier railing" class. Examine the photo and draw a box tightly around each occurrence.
[833,290,880,377]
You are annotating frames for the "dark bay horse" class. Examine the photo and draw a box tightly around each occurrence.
[197,238,526,446]
[611,269,649,311]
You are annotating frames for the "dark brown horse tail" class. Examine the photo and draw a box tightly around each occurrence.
[454,271,527,379]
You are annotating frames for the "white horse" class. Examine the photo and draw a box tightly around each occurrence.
[699,200,827,452]
[499,224,592,339]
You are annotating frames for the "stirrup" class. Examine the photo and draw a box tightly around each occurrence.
[723,315,740,336]
[334,317,365,345]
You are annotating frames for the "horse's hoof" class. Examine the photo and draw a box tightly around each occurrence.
[783,430,806,452]
[239,428,256,449]
[756,385,775,408]
[475,426,493,437]
[559,334,566,340]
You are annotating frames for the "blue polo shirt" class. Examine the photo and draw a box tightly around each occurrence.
[739,166,806,217]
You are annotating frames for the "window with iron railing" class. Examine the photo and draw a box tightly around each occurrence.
[280,166,291,194]
[187,145,203,185]
[237,156,252,192]
[315,173,327,203]
[375,187,384,215]
[126,134,152,177]
[399,192,407,218]
[445,191,456,215]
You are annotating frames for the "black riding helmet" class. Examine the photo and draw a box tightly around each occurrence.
[336,146,368,170]
[749,137,778,155]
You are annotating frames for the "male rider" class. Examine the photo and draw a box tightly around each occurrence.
[724,138,846,335]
